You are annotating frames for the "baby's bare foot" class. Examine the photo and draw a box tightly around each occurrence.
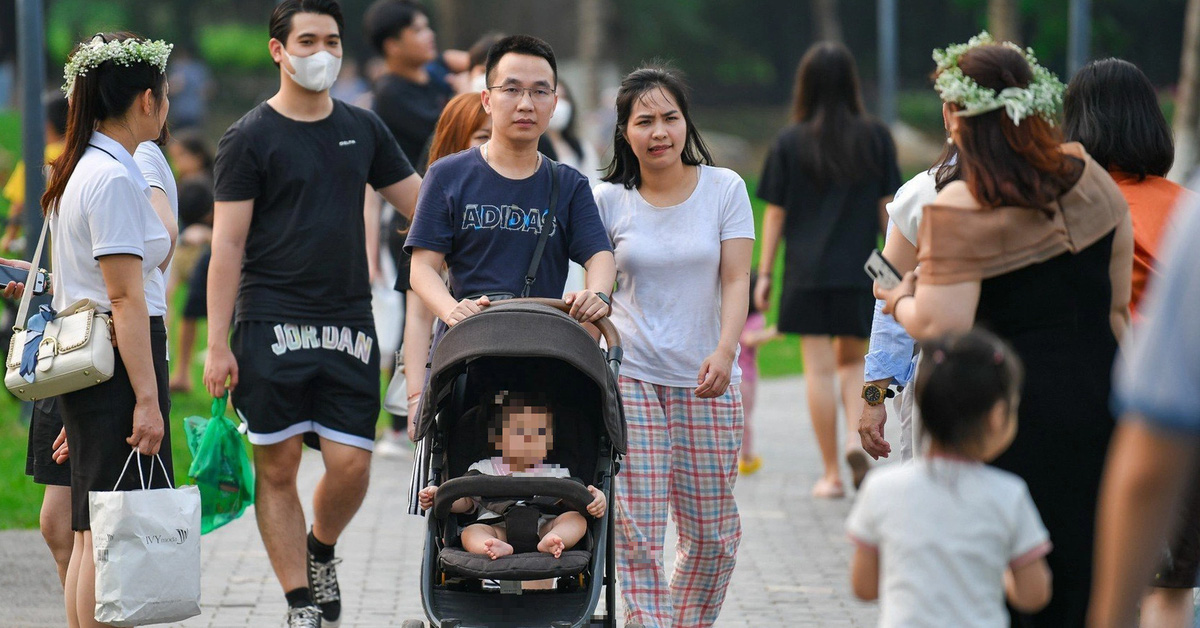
[483,538,513,560]
[537,533,565,558]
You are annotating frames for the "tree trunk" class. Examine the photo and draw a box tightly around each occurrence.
[811,0,842,43]
[577,0,605,116]
[988,0,1020,44]
[1171,0,1200,182]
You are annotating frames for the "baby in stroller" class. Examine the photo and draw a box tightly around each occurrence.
[418,390,607,560]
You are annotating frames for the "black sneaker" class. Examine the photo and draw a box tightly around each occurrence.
[284,605,321,628]
[307,551,343,628]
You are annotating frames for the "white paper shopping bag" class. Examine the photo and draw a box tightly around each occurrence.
[90,451,201,627]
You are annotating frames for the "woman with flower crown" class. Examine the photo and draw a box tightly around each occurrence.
[877,33,1133,627]
[42,32,175,627]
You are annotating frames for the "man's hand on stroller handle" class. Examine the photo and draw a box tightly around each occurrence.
[445,295,491,327]
[586,485,607,518]
[564,290,612,323]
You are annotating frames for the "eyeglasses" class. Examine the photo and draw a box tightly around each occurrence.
[488,85,556,104]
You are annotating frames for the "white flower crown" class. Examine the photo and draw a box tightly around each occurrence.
[932,31,1065,126]
[62,35,173,95]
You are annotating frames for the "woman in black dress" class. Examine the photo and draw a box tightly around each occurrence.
[880,38,1132,627]
[756,42,900,497]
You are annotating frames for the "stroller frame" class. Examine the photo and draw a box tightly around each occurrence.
[407,299,627,628]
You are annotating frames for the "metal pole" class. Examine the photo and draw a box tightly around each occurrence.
[1068,0,1092,77]
[877,0,898,125]
[16,0,45,261]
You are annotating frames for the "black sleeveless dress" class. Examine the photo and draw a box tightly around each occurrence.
[976,230,1118,628]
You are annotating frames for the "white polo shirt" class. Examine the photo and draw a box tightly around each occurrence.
[50,131,171,316]
[133,142,178,316]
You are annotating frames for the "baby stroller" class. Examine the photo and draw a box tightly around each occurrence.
[406,298,627,628]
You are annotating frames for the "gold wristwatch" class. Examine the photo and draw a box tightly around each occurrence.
[862,383,896,406]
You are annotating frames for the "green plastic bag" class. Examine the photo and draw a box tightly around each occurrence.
[184,395,254,534]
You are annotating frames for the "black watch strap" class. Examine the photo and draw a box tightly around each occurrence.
[596,291,611,306]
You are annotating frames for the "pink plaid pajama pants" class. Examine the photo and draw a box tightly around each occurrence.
[615,376,743,628]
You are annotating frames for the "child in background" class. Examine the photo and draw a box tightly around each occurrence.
[738,270,779,475]
[847,329,1052,627]
[418,390,606,560]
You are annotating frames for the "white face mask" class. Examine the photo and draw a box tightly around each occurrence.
[548,100,572,133]
[283,49,342,93]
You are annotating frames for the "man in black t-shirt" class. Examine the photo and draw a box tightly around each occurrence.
[364,0,454,167]
[204,2,420,627]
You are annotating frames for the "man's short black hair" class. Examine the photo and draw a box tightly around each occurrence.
[270,0,345,45]
[484,34,557,87]
[363,0,425,56]
[42,91,69,137]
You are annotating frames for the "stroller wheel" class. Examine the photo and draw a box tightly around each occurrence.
[401,621,425,628]
[440,620,462,628]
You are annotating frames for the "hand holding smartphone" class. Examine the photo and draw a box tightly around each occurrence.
[864,249,903,290]
[0,263,48,296]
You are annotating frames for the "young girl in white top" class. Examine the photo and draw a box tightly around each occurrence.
[594,66,754,628]
[847,329,1053,627]
[41,32,174,628]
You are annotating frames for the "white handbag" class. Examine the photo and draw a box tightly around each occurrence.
[4,220,114,401]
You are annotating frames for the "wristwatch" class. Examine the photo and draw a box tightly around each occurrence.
[861,383,896,406]
[595,291,611,308]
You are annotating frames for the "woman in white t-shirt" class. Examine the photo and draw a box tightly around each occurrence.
[39,33,174,628]
[594,67,754,628]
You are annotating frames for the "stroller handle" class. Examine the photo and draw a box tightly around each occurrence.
[488,298,621,350]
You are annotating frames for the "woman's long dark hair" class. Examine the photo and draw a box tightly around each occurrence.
[1063,58,1173,180]
[553,80,584,163]
[789,42,884,183]
[42,32,168,215]
[951,45,1078,212]
[602,65,714,190]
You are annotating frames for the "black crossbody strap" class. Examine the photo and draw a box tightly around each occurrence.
[521,157,560,298]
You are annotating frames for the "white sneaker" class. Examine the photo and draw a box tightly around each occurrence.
[375,430,409,459]
[284,605,321,628]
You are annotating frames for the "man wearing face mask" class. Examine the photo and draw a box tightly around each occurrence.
[205,1,421,627]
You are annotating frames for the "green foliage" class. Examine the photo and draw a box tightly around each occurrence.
[199,24,275,72]
[898,90,948,137]
[45,0,131,65]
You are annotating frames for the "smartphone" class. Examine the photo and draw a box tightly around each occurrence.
[0,265,47,295]
[864,249,903,290]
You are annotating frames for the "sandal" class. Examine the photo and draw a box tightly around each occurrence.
[846,449,871,490]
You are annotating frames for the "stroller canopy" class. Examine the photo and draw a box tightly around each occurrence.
[414,302,626,454]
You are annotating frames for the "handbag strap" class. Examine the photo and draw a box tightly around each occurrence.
[520,158,560,299]
[13,218,49,331]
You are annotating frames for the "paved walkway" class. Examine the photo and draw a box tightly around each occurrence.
[1,376,898,627]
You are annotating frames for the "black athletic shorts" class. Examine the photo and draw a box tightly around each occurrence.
[25,397,71,487]
[231,321,380,451]
[59,317,173,531]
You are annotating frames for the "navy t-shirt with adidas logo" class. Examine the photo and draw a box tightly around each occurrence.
[214,100,414,326]
[404,147,611,299]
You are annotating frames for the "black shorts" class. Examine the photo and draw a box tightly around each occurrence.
[777,287,873,337]
[182,249,210,320]
[59,317,173,531]
[231,321,380,451]
[25,397,71,487]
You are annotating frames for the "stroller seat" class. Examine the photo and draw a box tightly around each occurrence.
[432,474,597,582]
[439,547,592,581]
